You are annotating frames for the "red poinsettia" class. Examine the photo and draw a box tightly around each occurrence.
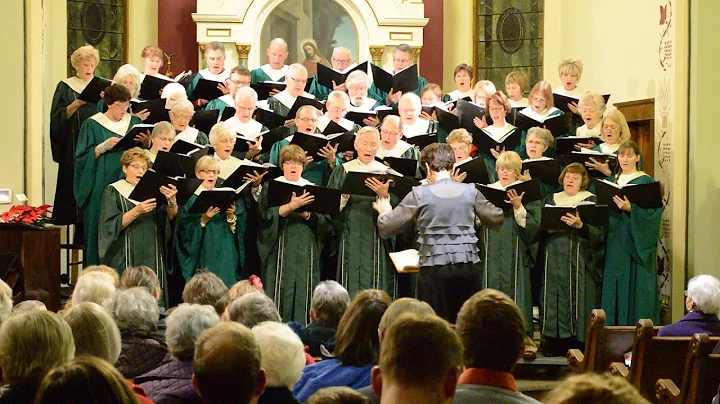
[0,205,53,225]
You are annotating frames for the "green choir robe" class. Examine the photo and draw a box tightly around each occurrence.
[518,107,564,157]
[269,138,340,186]
[74,112,142,265]
[224,117,270,162]
[371,75,428,107]
[203,94,234,116]
[478,182,541,335]
[250,64,288,85]
[327,160,398,299]
[50,77,99,225]
[540,191,605,343]
[175,192,246,287]
[601,173,662,326]
[186,68,231,101]
[257,177,333,323]
[476,123,527,183]
[98,180,172,308]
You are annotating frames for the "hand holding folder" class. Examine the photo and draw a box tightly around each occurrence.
[267,180,342,215]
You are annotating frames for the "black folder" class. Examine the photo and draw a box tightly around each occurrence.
[327,131,356,153]
[78,77,112,104]
[553,93,611,114]
[115,124,155,150]
[376,107,399,122]
[267,180,342,215]
[455,99,486,135]
[286,96,325,120]
[176,73,194,89]
[341,172,420,198]
[220,107,236,122]
[188,183,252,214]
[254,108,288,130]
[176,178,204,206]
[515,110,573,136]
[346,110,377,127]
[540,203,609,230]
[290,133,337,160]
[564,152,617,177]
[405,133,438,151]
[153,148,212,178]
[251,82,287,101]
[476,180,541,211]
[455,157,490,185]
[594,179,663,209]
[221,163,280,190]
[521,159,563,184]
[321,120,354,136]
[382,157,419,178]
[232,135,264,154]
[193,78,225,101]
[305,76,314,93]
[169,139,203,155]
[435,108,461,133]
[555,136,604,156]
[370,64,419,94]
[130,99,170,125]
[473,128,522,157]
[316,62,369,89]
[127,169,180,206]
[189,109,220,136]
[139,75,173,100]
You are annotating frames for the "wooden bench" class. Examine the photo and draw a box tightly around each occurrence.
[609,319,720,402]
[567,309,658,373]
[655,333,720,404]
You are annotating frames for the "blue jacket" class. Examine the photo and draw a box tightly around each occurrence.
[657,311,720,337]
[291,358,372,402]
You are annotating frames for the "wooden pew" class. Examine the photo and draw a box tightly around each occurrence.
[655,334,720,404]
[609,319,720,402]
[567,309,658,373]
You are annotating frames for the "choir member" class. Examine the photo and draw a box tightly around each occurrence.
[418,84,446,123]
[539,163,604,355]
[447,129,474,181]
[267,63,315,117]
[140,45,169,81]
[523,127,561,198]
[575,93,606,139]
[374,143,504,322]
[474,91,525,182]
[204,66,251,115]
[98,64,148,121]
[477,151,540,358]
[347,71,383,112]
[553,58,587,114]
[74,84,142,265]
[505,71,529,108]
[472,80,496,108]
[397,93,439,140]
[161,82,188,108]
[186,41,230,106]
[170,99,209,145]
[309,46,362,101]
[254,144,333,323]
[144,122,175,164]
[208,122,244,183]
[224,87,267,161]
[376,115,419,161]
[250,38,289,84]
[50,45,100,227]
[175,156,246,287]
[327,127,397,299]
[443,64,475,102]
[378,44,428,106]
[519,81,564,122]
[601,141,662,326]
[98,147,177,308]
[269,106,340,186]
[584,109,632,178]
[318,91,359,133]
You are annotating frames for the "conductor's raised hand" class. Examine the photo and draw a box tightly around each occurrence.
[135,198,157,215]
[505,189,525,209]
[365,177,392,199]
[289,191,314,210]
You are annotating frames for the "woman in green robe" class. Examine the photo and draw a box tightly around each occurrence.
[517,81,565,157]
[74,84,142,266]
[254,145,333,323]
[539,163,605,356]
[170,99,210,145]
[584,109,636,181]
[522,127,562,199]
[50,45,101,226]
[98,147,178,308]
[175,156,245,287]
[601,141,662,326]
[478,151,541,356]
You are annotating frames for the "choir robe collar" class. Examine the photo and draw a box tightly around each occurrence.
[199,68,230,82]
[273,89,315,110]
[402,119,431,138]
[90,112,133,136]
[509,97,529,108]
[274,176,313,187]
[482,122,516,142]
[453,156,473,168]
[553,190,595,206]
[214,154,243,180]
[145,150,157,164]
[487,179,522,191]
[342,158,389,173]
[377,140,412,159]
[446,89,475,101]
[175,126,200,144]
[576,123,602,138]
[617,171,648,186]
[317,115,354,132]
[225,117,264,138]
[350,98,379,111]
[217,94,235,107]
[109,180,140,204]
[600,142,620,154]
[63,76,91,94]
[519,107,561,122]
[260,64,289,82]
[553,86,587,98]
[194,183,213,196]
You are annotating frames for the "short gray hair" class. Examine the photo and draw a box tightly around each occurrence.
[205,41,226,54]
[102,287,159,337]
[235,86,258,105]
[166,304,220,361]
[252,322,305,389]
[311,280,350,328]
[228,293,281,328]
[162,83,188,100]
[62,302,122,365]
[327,91,350,109]
[72,272,116,306]
[209,121,236,146]
[393,43,413,57]
[687,275,720,315]
[0,279,13,324]
[345,70,370,88]
[112,64,142,99]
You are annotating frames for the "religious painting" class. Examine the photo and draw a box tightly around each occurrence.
[67,0,126,79]
[260,0,359,75]
[475,0,543,94]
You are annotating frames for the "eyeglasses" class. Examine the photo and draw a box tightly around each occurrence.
[171,111,193,121]
[393,58,412,64]
[112,101,130,108]
[289,76,308,84]
[380,129,399,136]
[156,136,174,142]
[297,117,318,123]
[488,106,505,112]
[327,107,347,114]
[128,163,148,171]
[200,169,220,175]
[230,79,250,86]
[236,106,255,112]
[283,161,303,167]
[332,57,352,65]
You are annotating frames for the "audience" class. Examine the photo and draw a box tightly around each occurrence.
[71,270,117,306]
[542,373,649,404]
[227,292,282,327]
[11,299,47,314]
[657,274,720,336]
[120,265,167,340]
[307,386,371,404]
[192,322,266,404]
[292,289,391,402]
[182,272,229,317]
[103,287,171,379]
[136,303,220,404]
[454,289,540,403]
[0,279,13,324]
[0,311,75,403]
[299,280,350,358]
[224,277,265,320]
[253,322,307,404]
[83,264,121,287]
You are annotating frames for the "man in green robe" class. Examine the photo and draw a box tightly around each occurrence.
[267,63,315,117]
[373,44,428,108]
[185,41,230,105]
[203,66,251,117]
[250,38,289,85]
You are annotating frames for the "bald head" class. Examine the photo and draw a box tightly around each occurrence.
[331,47,353,71]
[267,38,289,69]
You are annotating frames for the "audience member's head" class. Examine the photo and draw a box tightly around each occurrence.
[0,279,14,323]
[119,265,161,300]
[456,289,526,373]
[12,299,47,314]
[378,298,435,342]
[72,271,117,306]
[0,311,75,388]
[82,265,120,287]
[306,386,370,404]
[35,356,141,404]
[166,303,220,362]
[62,302,122,365]
[102,287,159,337]
[227,293,281,328]
[685,274,720,315]
[372,314,461,404]
[310,280,350,328]
[334,289,391,367]
[228,277,265,303]
[252,322,305,391]
[183,272,229,317]
[192,322,266,404]
[543,373,649,404]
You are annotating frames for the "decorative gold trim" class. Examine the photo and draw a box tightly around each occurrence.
[206,28,231,38]
[412,47,421,64]
[389,31,413,41]
[369,46,385,66]
[235,44,251,68]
